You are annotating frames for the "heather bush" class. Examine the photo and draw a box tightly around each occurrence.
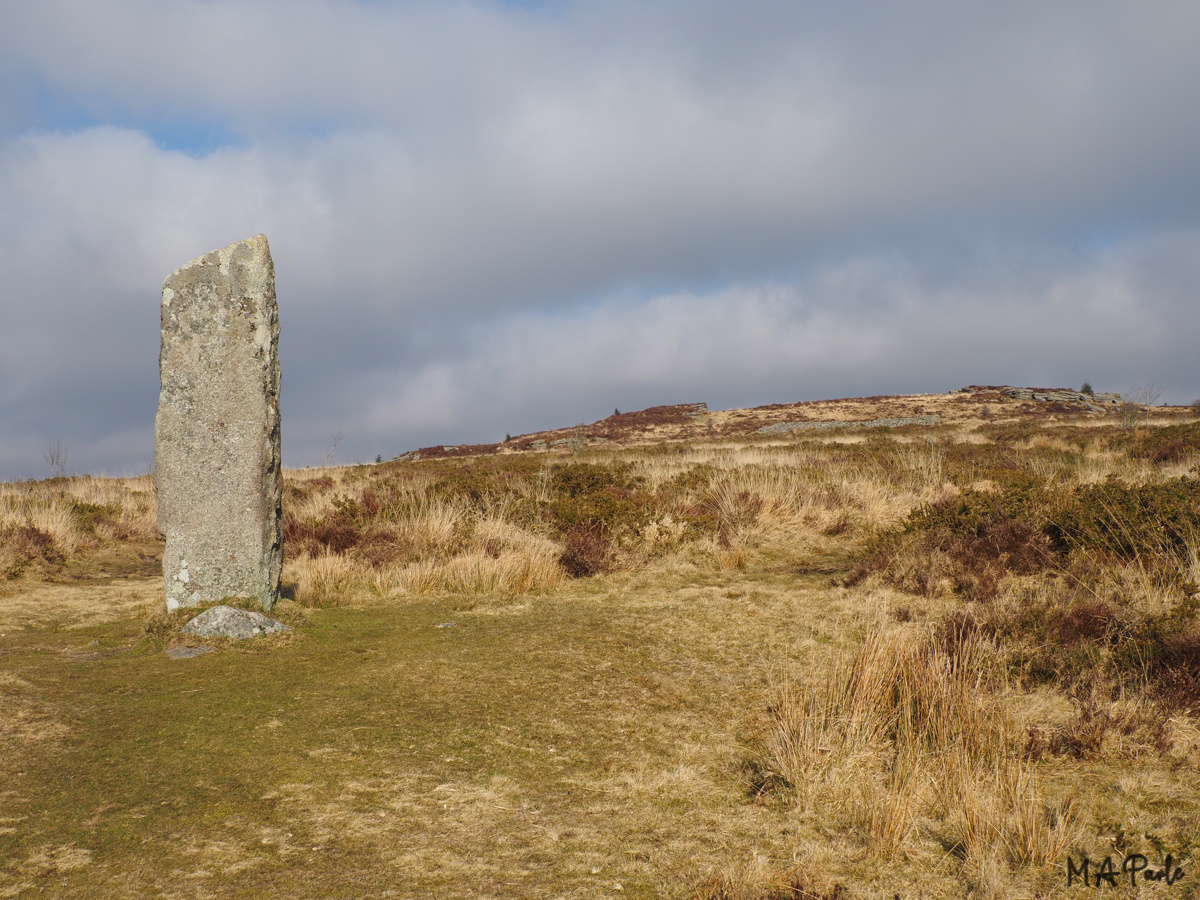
[558,524,613,577]
[1118,421,1200,463]
[844,479,1059,600]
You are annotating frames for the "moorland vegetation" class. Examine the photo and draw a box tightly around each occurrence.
[2,392,1199,898]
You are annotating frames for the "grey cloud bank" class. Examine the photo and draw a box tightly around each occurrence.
[1,1,1198,479]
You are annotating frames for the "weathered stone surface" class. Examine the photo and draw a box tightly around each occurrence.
[180,605,290,639]
[1002,387,1120,405]
[156,235,282,611]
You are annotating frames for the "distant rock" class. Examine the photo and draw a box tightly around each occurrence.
[1001,387,1120,406]
[957,385,1121,408]
[180,605,290,640]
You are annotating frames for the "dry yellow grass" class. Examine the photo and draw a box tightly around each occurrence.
[283,550,364,607]
[0,475,159,589]
[0,578,161,631]
[383,546,565,597]
[756,614,1074,863]
[270,437,956,611]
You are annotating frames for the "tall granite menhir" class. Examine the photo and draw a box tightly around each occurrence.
[156,235,282,611]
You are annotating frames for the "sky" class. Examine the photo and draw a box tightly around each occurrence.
[1,0,1199,479]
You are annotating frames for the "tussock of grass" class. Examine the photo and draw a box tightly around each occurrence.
[754,616,1068,860]
[692,862,847,900]
[284,549,363,606]
[384,545,565,596]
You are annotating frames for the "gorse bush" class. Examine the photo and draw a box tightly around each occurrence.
[850,471,1200,597]
[430,455,544,506]
[1049,477,1200,568]
[907,474,1056,532]
[546,462,652,533]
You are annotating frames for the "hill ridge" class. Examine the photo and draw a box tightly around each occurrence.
[392,384,1134,462]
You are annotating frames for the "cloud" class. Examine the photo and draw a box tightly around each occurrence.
[0,2,1198,476]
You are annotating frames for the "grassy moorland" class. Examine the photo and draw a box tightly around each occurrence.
[2,390,1199,899]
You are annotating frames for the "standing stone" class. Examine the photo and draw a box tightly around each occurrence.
[156,235,282,611]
